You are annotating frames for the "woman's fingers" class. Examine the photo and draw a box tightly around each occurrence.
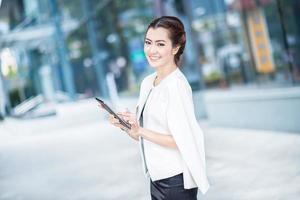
[107,111,134,132]
[117,112,129,118]
[127,117,137,125]
[118,109,133,115]
[108,114,128,129]
[97,104,104,110]
[108,114,120,125]
[108,114,114,122]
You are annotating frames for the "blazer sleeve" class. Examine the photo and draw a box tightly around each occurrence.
[166,80,209,193]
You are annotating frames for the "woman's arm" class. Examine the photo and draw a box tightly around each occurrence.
[119,112,177,149]
[138,127,177,149]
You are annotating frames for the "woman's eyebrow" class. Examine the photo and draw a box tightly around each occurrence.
[145,38,166,43]
[155,40,166,43]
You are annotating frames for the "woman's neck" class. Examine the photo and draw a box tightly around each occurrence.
[155,65,177,84]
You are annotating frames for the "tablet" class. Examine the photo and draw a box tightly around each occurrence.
[95,97,131,130]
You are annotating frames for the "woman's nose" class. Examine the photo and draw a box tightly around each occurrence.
[149,45,157,54]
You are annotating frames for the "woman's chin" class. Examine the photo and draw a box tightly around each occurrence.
[148,61,161,68]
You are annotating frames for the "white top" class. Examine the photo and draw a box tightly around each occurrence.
[136,68,210,194]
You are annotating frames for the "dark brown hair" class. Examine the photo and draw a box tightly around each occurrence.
[146,16,186,66]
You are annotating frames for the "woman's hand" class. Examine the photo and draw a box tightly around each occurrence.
[97,104,124,129]
[117,111,140,141]
[107,113,126,129]
[98,104,140,141]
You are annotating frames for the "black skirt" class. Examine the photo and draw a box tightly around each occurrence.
[150,173,198,200]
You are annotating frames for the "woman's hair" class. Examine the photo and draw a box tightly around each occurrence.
[146,16,186,66]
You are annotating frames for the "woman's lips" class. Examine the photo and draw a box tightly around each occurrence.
[148,55,160,61]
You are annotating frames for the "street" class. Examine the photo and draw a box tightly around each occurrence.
[0,98,300,200]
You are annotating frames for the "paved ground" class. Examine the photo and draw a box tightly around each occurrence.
[0,98,299,200]
[200,126,300,200]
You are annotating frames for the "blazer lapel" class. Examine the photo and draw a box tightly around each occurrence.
[136,73,156,123]
[136,87,153,123]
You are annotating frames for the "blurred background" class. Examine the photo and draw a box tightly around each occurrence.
[0,0,299,199]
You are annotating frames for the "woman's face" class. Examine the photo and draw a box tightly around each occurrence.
[144,27,177,69]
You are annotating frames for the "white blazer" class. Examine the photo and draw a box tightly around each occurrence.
[135,68,210,194]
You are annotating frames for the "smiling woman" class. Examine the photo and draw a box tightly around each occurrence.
[144,16,186,69]
[104,16,209,200]
[144,27,176,74]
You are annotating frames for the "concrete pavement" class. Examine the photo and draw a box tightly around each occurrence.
[199,125,300,200]
[0,98,299,200]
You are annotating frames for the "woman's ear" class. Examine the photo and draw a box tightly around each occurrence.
[172,46,180,55]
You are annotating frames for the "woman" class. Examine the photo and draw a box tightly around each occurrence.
[106,16,209,199]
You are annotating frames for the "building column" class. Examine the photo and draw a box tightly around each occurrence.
[80,0,109,98]
[48,0,76,100]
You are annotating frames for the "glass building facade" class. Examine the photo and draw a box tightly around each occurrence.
[192,0,300,89]
[0,0,299,109]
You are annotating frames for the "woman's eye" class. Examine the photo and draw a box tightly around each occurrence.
[157,43,165,47]
[145,41,151,45]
